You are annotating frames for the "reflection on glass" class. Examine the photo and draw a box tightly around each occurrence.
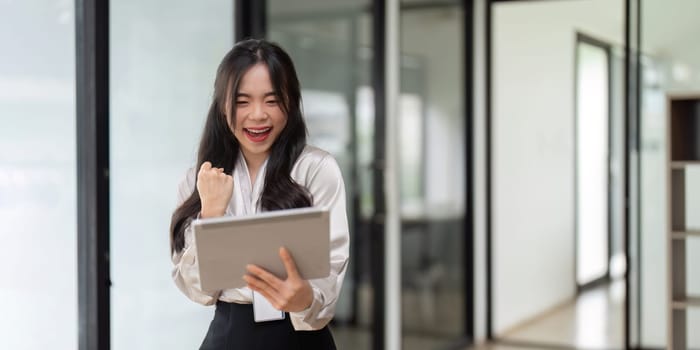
[268,1,468,349]
[267,1,373,348]
[399,93,424,215]
[0,1,77,349]
[399,5,465,346]
[110,2,233,349]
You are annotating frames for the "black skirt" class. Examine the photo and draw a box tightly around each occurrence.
[200,301,337,350]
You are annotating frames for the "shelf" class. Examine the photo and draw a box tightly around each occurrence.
[671,160,700,169]
[672,231,700,239]
[668,93,700,100]
[668,95,700,348]
[672,296,700,309]
[669,98,700,161]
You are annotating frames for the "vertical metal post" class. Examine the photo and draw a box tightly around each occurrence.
[75,0,111,349]
[236,0,267,41]
[371,0,387,348]
[463,0,476,342]
[384,0,401,349]
[485,0,493,340]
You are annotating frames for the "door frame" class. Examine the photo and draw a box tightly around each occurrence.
[484,0,634,348]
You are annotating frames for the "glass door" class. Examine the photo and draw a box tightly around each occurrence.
[398,2,468,348]
[267,2,375,348]
[267,1,471,349]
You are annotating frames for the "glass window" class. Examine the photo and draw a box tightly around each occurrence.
[399,5,466,346]
[267,1,374,348]
[0,1,77,348]
[110,2,233,348]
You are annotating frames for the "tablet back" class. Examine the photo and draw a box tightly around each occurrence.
[193,207,330,292]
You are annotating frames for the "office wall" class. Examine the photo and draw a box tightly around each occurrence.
[492,0,623,334]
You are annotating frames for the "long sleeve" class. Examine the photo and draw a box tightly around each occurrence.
[171,169,221,306]
[289,155,350,331]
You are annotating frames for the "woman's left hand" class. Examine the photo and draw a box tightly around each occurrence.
[244,247,313,312]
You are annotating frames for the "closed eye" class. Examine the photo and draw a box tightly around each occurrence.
[265,100,278,106]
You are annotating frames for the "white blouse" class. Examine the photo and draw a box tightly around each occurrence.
[171,145,350,331]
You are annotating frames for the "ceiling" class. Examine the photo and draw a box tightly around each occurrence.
[269,0,700,75]
[641,0,700,70]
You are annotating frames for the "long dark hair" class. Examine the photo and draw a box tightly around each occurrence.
[170,39,312,254]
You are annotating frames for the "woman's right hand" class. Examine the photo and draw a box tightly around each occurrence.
[197,161,233,218]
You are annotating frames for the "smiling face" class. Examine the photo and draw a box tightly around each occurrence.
[227,63,287,163]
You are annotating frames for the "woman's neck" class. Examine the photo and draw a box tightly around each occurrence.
[241,151,268,185]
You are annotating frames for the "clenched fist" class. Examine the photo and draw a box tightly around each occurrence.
[197,161,233,218]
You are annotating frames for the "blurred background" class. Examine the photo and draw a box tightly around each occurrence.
[1,0,699,349]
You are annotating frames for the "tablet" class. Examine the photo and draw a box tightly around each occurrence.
[192,207,330,292]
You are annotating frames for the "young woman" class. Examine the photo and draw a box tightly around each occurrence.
[170,39,349,349]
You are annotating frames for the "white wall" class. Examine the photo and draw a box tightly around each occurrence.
[492,0,623,335]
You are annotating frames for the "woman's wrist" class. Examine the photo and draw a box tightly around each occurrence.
[300,282,314,311]
[200,206,226,218]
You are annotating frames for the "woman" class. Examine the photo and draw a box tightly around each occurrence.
[170,39,349,349]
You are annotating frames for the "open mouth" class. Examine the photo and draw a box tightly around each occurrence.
[243,127,272,142]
